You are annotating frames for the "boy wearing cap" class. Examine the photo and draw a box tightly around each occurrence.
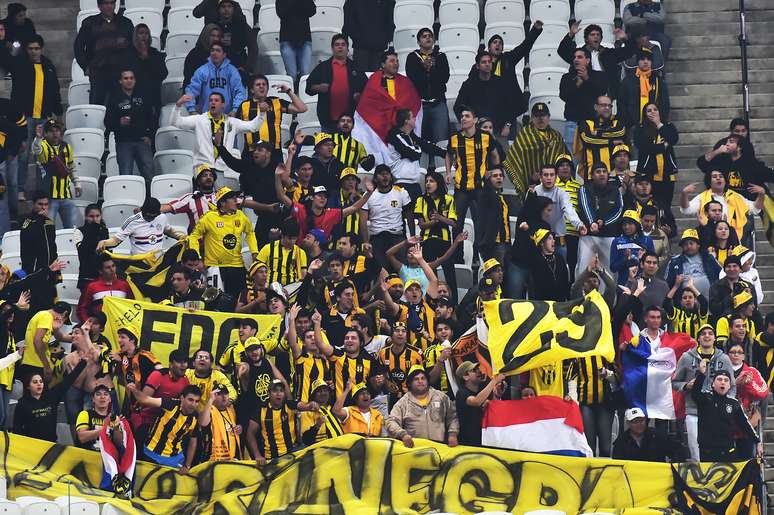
[619,48,669,130]
[455,362,505,446]
[75,384,113,451]
[333,380,384,436]
[708,255,752,318]
[610,144,632,179]
[189,187,258,298]
[300,379,344,445]
[527,228,571,302]
[673,323,734,461]
[612,407,686,462]
[664,229,720,300]
[235,263,269,314]
[97,197,186,256]
[609,209,654,285]
[198,382,241,462]
[31,119,79,228]
[623,174,677,238]
[692,359,759,461]
[385,365,459,447]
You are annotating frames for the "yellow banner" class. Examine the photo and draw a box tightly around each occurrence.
[1,432,761,514]
[102,297,282,362]
[484,290,615,375]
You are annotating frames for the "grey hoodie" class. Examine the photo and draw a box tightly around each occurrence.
[672,347,735,416]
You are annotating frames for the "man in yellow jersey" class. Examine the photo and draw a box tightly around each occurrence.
[328,328,378,403]
[238,74,307,161]
[299,379,344,445]
[331,113,375,170]
[19,301,71,382]
[31,119,80,228]
[185,349,237,411]
[577,94,627,179]
[378,322,424,407]
[189,187,259,298]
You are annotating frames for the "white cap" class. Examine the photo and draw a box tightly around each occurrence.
[625,407,646,421]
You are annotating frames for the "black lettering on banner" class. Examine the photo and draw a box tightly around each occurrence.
[140,309,177,351]
[498,300,550,373]
[552,296,603,353]
[179,313,216,357]
[216,317,244,359]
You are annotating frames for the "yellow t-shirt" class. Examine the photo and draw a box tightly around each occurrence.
[189,209,258,268]
[22,310,54,368]
[185,369,238,411]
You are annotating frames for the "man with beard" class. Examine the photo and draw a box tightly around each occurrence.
[185,349,237,411]
[162,165,218,232]
[331,113,375,171]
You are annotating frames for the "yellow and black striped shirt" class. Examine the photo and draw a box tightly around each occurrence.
[146,398,199,457]
[557,177,581,236]
[570,357,609,406]
[395,301,436,353]
[666,298,708,341]
[240,97,288,150]
[329,350,375,401]
[257,240,308,286]
[295,351,331,403]
[578,118,627,180]
[287,181,314,204]
[332,133,368,168]
[449,130,492,191]
[495,192,511,244]
[378,344,424,396]
[38,140,74,199]
[424,344,450,394]
[337,190,361,236]
[254,400,297,459]
[342,253,367,276]
[414,194,457,242]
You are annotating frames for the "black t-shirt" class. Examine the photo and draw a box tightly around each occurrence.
[455,386,483,446]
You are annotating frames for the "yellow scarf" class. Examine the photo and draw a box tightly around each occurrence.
[208,112,226,159]
[635,69,653,123]
[698,189,749,241]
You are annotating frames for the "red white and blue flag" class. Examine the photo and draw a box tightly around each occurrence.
[481,397,593,457]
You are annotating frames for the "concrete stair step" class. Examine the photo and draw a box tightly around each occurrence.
[671,83,774,97]
[667,70,774,86]
[669,107,753,121]
[671,45,772,61]
[668,93,774,109]
[668,0,772,12]
[674,143,774,160]
[666,10,774,25]
[675,130,774,146]
[673,118,774,133]
[26,7,79,25]
[666,59,774,73]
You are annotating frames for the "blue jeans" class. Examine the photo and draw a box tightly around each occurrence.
[564,120,578,154]
[117,140,154,182]
[421,101,451,144]
[506,262,529,299]
[280,41,312,80]
[65,386,93,425]
[49,198,77,228]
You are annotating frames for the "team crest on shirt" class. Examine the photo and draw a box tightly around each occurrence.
[391,200,398,208]
[223,234,237,249]
[255,374,270,401]
[726,405,733,414]
[148,234,158,244]
[216,222,224,228]
[234,220,241,228]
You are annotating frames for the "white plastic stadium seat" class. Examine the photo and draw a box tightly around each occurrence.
[297,121,321,137]
[165,56,186,79]
[54,496,100,515]
[165,32,198,57]
[72,153,103,181]
[104,176,147,204]
[151,174,193,199]
[123,8,163,47]
[529,94,566,121]
[76,10,98,32]
[0,253,21,273]
[529,0,570,23]
[155,126,195,152]
[167,8,204,34]
[393,1,434,29]
[532,21,569,50]
[310,1,344,30]
[444,47,477,73]
[484,23,525,49]
[266,74,294,93]
[1,231,20,254]
[108,132,116,155]
[66,105,106,130]
[56,274,81,306]
[77,176,100,204]
[528,66,565,95]
[64,128,105,156]
[620,0,658,16]
[445,72,467,121]
[68,80,91,106]
[79,0,95,9]
[154,150,194,175]
[161,77,184,105]
[104,154,118,177]
[311,29,339,59]
[258,50,285,74]
[574,0,615,23]
[71,59,86,81]
[485,0,525,25]
[393,26,425,52]
[125,0,165,7]
[439,24,480,50]
[439,0,480,26]
[0,500,20,515]
[257,29,281,54]
[56,229,77,253]
[258,5,281,33]
[56,251,80,276]
[102,199,142,228]
[169,0,198,6]
[575,21,615,46]
[159,104,178,127]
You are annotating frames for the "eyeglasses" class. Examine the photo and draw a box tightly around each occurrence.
[728,350,744,354]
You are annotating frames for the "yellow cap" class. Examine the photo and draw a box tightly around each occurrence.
[531,228,550,246]
[314,132,333,146]
[406,364,427,383]
[194,164,214,179]
[680,228,700,244]
[482,258,501,274]
[248,260,268,277]
[244,336,264,351]
[310,379,331,395]
[733,291,754,309]
[339,167,360,182]
[404,279,423,291]
[555,153,573,165]
[730,245,750,257]
[215,186,239,203]
[612,144,630,156]
[622,209,641,225]
[351,382,368,398]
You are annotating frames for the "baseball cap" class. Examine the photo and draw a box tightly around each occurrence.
[531,102,550,117]
[250,140,273,152]
[555,154,573,166]
[482,258,501,274]
[404,279,423,291]
[194,164,214,179]
[314,132,334,147]
[310,379,331,396]
[406,364,428,383]
[244,336,265,351]
[625,407,646,421]
[307,228,328,246]
[612,144,630,157]
[339,167,360,182]
[215,187,240,204]
[351,382,369,399]
[733,291,754,309]
[313,185,329,197]
[621,209,641,226]
[455,361,480,381]
[44,118,62,131]
[680,228,700,245]
[713,369,732,380]
[530,228,550,246]
[117,327,138,342]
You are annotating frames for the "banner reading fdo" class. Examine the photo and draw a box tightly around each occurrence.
[2,432,762,514]
[102,297,282,362]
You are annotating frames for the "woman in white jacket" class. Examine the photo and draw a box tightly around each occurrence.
[170,93,266,171]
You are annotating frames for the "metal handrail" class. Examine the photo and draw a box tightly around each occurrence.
[738,0,751,128]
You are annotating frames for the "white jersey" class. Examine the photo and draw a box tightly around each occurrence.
[115,213,170,255]
[363,186,411,235]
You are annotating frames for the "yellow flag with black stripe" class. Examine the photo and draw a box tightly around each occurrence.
[761,193,774,249]
[104,241,187,302]
[484,290,614,376]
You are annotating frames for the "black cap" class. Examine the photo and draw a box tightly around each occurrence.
[437,296,453,307]
[250,140,273,152]
[724,255,742,268]
[713,370,731,380]
[479,277,498,293]
[633,174,651,184]
[637,47,654,61]
[141,197,161,216]
[531,102,550,116]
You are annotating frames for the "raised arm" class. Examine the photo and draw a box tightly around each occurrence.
[341,180,374,217]
[312,310,335,357]
[275,165,294,207]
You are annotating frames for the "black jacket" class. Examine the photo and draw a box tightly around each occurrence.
[559,67,608,123]
[193,0,248,25]
[105,89,155,142]
[218,18,251,69]
[306,57,368,127]
[618,72,670,128]
[276,0,316,46]
[557,35,635,98]
[76,220,110,285]
[454,74,513,131]
[20,212,57,275]
[477,183,510,250]
[119,47,168,111]
[184,46,209,88]
[634,122,679,180]
[612,428,687,462]
[691,371,758,455]
[74,13,134,73]
[405,48,450,102]
[510,192,551,264]
[578,179,624,238]
[697,137,774,200]
[9,54,62,119]
[217,144,280,203]
[0,98,29,158]
[528,251,570,301]
[343,0,395,51]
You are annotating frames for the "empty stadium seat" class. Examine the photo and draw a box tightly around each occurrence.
[257,28,280,54]
[439,24,480,50]
[71,59,86,82]
[444,47,477,73]
[72,153,103,181]
[297,120,321,137]
[445,72,468,121]
[76,10,98,31]
[311,29,339,59]
[161,78,184,105]
[529,0,570,23]
[123,8,163,47]
[64,128,105,156]
[77,176,99,204]
[528,66,565,95]
[169,0,198,6]
[529,94,566,121]
[66,105,106,130]
[575,0,616,23]
[108,132,116,155]
[0,500,19,515]
[394,1,434,29]
[620,0,658,16]
[154,150,194,175]
[104,154,119,177]
[258,5,281,33]
[155,126,195,152]
[159,104,178,127]
[484,23,525,49]
[56,274,81,306]
[221,170,240,191]
[57,251,81,276]
[485,0,525,24]
[54,496,100,515]
[0,253,21,273]
[79,0,95,9]
[165,55,186,79]
[168,8,204,34]
[311,1,344,29]
[532,20,568,49]
[55,229,77,253]
[103,200,142,228]
[1,231,20,255]
[258,50,285,74]
[104,176,147,203]
[68,80,91,106]
[151,174,193,199]
[438,0,480,26]
[165,32,198,57]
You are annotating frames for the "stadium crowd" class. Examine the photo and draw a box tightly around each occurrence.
[0,0,772,498]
